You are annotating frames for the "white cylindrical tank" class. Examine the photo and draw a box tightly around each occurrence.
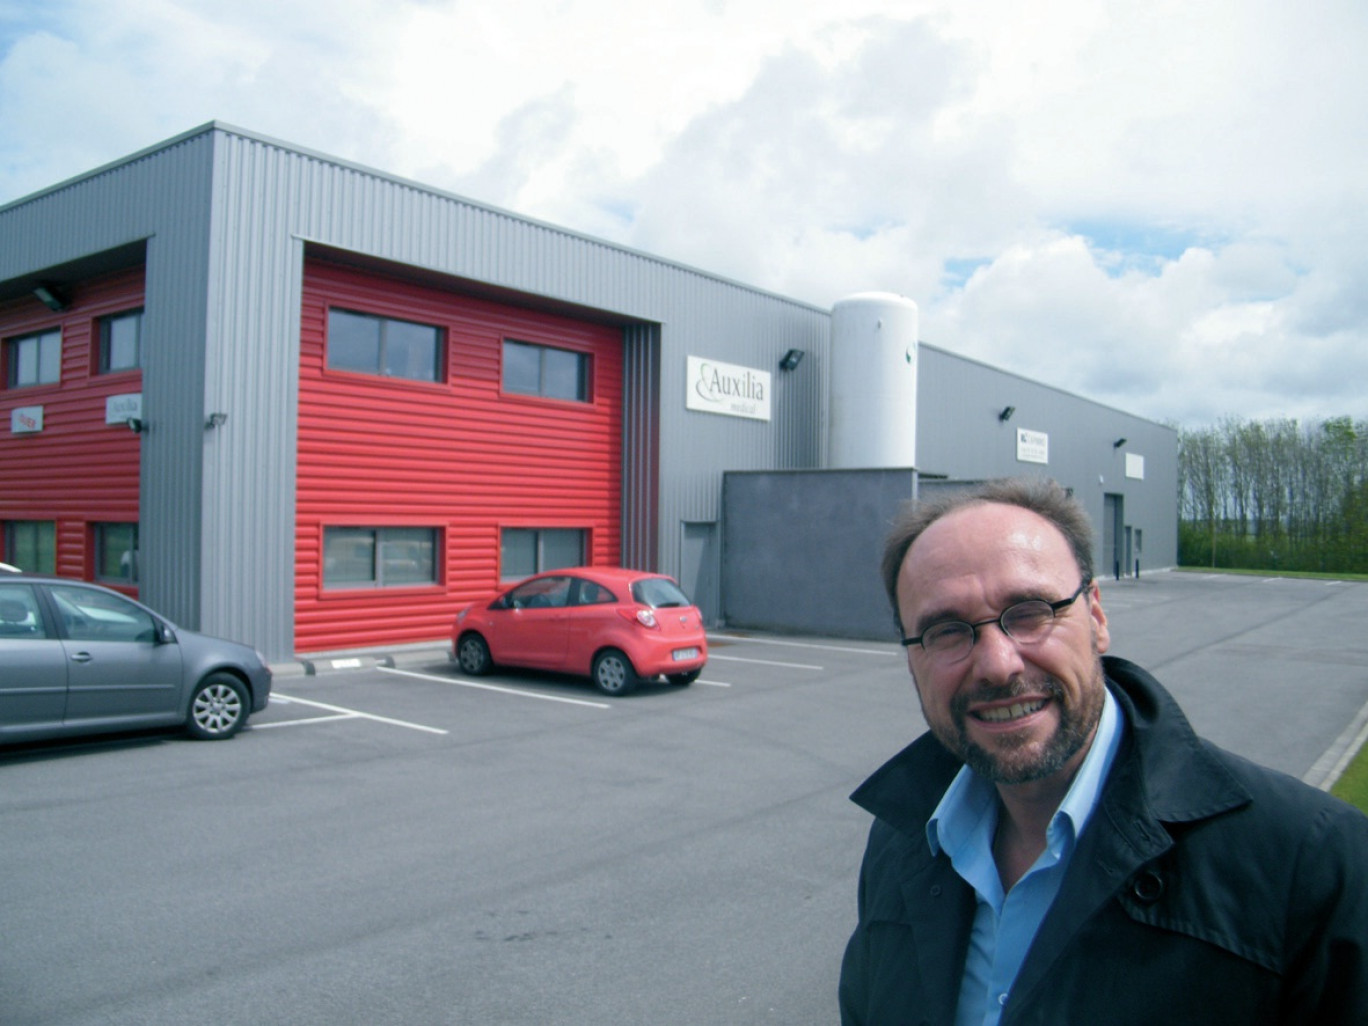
[828,292,919,468]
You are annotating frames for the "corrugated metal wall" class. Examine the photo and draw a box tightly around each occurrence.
[201,126,829,646]
[1,123,832,657]
[0,130,217,630]
[293,258,623,651]
[621,322,661,571]
[916,344,1179,570]
[0,269,145,581]
[2,122,1184,658]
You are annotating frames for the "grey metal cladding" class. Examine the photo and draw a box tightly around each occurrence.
[2,122,831,656]
[1,129,218,636]
[916,343,1179,570]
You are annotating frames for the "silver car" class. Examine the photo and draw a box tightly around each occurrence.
[0,576,272,744]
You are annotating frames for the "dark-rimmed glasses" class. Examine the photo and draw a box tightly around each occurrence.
[901,580,1091,661]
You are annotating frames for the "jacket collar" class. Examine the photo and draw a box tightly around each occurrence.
[1102,655,1250,822]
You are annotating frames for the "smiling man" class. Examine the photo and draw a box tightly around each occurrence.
[838,477,1368,1026]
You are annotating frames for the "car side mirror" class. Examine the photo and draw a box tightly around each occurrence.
[157,624,177,645]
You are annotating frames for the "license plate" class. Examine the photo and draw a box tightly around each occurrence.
[672,647,699,661]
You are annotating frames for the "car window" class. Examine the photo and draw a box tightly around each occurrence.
[48,584,160,643]
[631,577,691,609]
[0,583,48,638]
[573,580,617,606]
[508,576,572,609]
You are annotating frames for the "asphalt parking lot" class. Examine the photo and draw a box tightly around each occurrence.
[3,570,1367,1025]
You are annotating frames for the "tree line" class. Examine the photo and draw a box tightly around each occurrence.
[1178,416,1368,573]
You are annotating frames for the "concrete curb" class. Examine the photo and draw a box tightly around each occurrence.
[271,644,452,678]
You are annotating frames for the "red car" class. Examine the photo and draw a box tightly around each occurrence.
[452,567,707,695]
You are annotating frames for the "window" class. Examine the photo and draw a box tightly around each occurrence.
[631,576,692,609]
[499,575,574,609]
[327,309,442,382]
[94,523,139,583]
[0,584,47,638]
[575,580,616,605]
[323,527,438,588]
[502,340,588,401]
[500,528,585,581]
[49,583,157,643]
[99,309,143,373]
[4,521,56,574]
[6,329,61,387]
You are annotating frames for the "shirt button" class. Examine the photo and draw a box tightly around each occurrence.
[998,993,1009,1007]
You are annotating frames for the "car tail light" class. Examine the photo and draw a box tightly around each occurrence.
[617,607,659,629]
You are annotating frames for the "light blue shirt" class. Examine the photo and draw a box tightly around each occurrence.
[926,689,1123,1026]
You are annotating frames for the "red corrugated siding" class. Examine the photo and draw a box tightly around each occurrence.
[296,259,624,652]
[0,269,144,589]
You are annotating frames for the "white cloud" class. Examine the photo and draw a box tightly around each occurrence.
[1,0,1366,427]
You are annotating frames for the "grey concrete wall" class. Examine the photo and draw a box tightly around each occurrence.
[722,468,916,640]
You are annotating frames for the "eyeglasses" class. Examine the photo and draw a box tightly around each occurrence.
[901,581,1091,661]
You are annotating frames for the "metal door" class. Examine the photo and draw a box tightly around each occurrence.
[680,522,718,625]
[1103,494,1124,580]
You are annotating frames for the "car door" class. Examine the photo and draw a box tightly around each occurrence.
[489,576,572,670]
[47,583,183,724]
[0,582,69,735]
[561,578,619,674]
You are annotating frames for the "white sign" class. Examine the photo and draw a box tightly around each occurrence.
[686,356,771,421]
[11,406,43,433]
[105,393,143,425]
[1016,428,1049,465]
[1126,453,1146,480]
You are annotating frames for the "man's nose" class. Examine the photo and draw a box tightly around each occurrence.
[969,620,1027,683]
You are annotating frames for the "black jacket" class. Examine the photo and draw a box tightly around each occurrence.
[839,656,1368,1025]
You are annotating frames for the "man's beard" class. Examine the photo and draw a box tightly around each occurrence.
[920,658,1106,785]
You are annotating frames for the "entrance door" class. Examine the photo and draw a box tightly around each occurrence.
[680,522,718,625]
[1103,494,1124,580]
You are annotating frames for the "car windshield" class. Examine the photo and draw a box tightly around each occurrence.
[631,577,691,609]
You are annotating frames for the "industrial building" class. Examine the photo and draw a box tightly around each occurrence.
[0,123,1176,661]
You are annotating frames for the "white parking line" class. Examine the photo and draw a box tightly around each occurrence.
[378,666,612,709]
[696,679,732,687]
[707,653,824,671]
[708,633,897,657]
[271,693,449,734]
[254,713,360,729]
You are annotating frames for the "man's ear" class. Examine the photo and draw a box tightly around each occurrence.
[1088,581,1110,655]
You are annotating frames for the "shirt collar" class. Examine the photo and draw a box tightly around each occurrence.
[927,687,1124,858]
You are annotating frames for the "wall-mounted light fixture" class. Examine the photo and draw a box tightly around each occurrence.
[779,348,805,371]
[998,405,1016,422]
[33,284,67,312]
[1113,437,1127,449]
[205,412,228,429]
[126,417,145,434]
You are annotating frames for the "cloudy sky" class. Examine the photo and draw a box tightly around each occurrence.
[2,0,1365,428]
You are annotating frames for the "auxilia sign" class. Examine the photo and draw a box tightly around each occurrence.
[686,356,771,422]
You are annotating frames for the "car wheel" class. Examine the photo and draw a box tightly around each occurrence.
[667,670,700,686]
[186,673,248,740]
[592,649,639,696]
[456,633,492,675]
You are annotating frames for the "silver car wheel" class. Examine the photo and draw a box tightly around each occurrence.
[188,675,247,739]
[592,649,638,696]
